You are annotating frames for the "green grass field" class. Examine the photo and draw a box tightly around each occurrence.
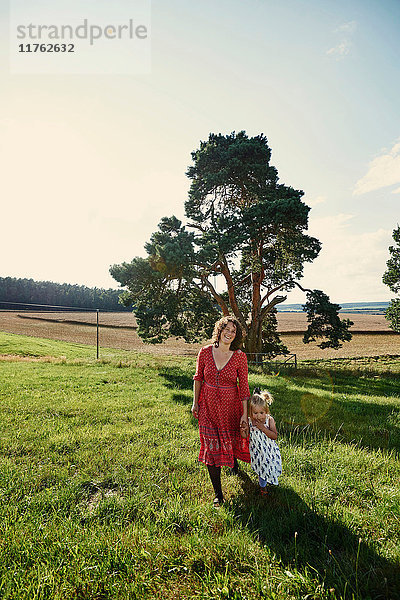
[0,332,399,599]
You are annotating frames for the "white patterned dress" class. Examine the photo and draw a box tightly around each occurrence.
[249,415,282,486]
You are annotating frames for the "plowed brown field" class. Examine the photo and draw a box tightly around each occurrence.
[0,310,399,359]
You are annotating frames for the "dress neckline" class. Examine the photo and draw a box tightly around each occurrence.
[211,345,235,372]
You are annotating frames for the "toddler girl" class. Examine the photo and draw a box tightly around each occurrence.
[249,388,282,495]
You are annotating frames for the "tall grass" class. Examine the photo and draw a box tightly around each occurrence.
[0,332,399,599]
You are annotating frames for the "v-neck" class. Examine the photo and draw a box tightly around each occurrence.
[211,346,235,372]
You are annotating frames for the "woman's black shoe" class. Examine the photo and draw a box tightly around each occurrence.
[213,496,224,508]
[229,459,239,475]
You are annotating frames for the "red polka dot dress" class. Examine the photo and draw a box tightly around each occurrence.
[193,345,251,467]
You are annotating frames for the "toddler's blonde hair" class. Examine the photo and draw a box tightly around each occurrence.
[249,388,274,418]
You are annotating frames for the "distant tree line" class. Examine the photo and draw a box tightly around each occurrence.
[0,277,128,311]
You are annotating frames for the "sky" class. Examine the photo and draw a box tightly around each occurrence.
[1,0,400,304]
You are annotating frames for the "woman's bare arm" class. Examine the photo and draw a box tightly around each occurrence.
[192,380,202,418]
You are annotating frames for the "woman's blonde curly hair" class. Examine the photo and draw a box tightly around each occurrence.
[211,316,244,350]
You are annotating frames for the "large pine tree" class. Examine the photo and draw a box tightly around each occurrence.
[110,131,352,354]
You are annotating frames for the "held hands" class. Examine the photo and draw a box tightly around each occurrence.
[240,415,249,438]
[191,402,199,419]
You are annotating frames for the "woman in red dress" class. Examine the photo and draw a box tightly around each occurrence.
[192,316,251,507]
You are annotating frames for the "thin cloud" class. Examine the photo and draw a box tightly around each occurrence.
[353,140,400,195]
[289,213,391,302]
[335,21,357,34]
[327,40,352,58]
[327,20,357,59]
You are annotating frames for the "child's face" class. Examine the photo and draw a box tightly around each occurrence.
[252,405,267,423]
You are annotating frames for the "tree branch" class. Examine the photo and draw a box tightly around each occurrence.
[260,280,313,306]
[187,222,207,233]
[292,281,313,294]
[219,259,248,332]
[199,276,230,315]
[260,295,287,320]
[196,259,223,273]
[237,272,252,286]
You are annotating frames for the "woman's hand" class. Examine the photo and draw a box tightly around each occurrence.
[240,414,247,429]
[192,380,201,420]
[191,402,199,419]
[240,418,249,438]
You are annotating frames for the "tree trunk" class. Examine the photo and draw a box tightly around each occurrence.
[243,317,263,355]
[243,293,287,355]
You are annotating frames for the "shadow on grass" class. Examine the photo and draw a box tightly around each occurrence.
[250,364,400,399]
[300,369,400,399]
[275,404,400,454]
[227,471,399,599]
[251,368,400,452]
[159,363,400,596]
[159,364,400,452]
[158,367,193,406]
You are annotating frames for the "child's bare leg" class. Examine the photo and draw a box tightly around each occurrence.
[259,475,268,495]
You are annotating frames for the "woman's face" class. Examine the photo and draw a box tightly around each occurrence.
[220,322,236,346]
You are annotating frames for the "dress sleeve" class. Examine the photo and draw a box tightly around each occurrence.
[193,347,206,381]
[237,351,250,402]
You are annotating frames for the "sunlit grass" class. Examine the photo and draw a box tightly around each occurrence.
[0,332,399,599]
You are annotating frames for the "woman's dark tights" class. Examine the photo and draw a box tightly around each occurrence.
[207,459,239,501]
[207,465,223,501]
